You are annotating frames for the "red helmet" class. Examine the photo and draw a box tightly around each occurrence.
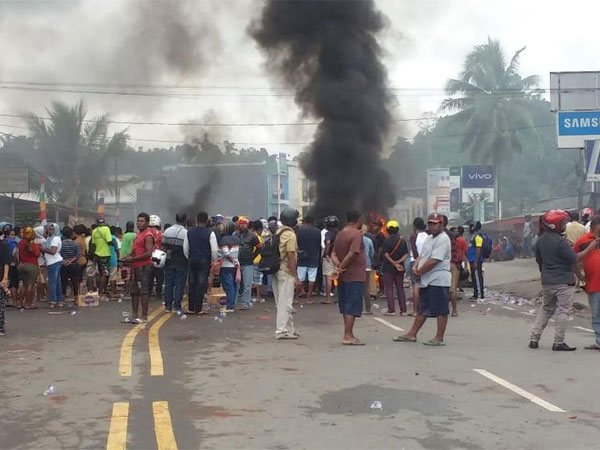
[543,209,570,232]
[580,207,594,223]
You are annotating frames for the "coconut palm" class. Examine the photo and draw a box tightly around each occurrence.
[25,100,127,208]
[441,38,541,166]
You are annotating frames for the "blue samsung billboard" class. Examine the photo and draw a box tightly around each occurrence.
[558,111,600,136]
[461,165,495,188]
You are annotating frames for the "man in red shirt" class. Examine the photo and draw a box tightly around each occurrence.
[332,210,366,346]
[574,215,600,351]
[123,213,155,323]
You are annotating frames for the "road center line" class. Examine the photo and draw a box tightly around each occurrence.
[119,306,162,377]
[502,306,516,311]
[373,317,404,332]
[149,313,175,376]
[153,401,178,450]
[573,326,595,333]
[106,402,129,450]
[473,369,565,412]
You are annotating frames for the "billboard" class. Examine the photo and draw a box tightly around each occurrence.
[427,168,450,215]
[0,167,29,193]
[461,165,495,203]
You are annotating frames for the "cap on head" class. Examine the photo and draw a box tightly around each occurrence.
[386,220,399,229]
[237,216,249,226]
[427,213,444,224]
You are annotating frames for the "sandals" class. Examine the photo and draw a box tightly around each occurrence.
[393,336,416,343]
[423,340,445,346]
[342,340,365,346]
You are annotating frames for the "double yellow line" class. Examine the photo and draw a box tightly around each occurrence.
[109,301,188,449]
[106,401,177,450]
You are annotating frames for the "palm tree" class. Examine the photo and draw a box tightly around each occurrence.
[25,100,127,208]
[441,38,541,166]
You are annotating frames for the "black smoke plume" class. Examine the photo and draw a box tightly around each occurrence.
[250,0,396,218]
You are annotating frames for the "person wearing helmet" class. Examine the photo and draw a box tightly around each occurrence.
[529,209,598,351]
[381,220,409,316]
[273,208,301,340]
[581,207,595,232]
[91,218,114,301]
[122,213,155,324]
[321,215,339,303]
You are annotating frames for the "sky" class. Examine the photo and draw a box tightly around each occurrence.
[0,0,599,155]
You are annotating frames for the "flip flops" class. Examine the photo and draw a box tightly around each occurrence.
[423,340,445,346]
[342,340,365,346]
[392,336,416,343]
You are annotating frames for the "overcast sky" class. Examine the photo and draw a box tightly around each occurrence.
[0,0,599,155]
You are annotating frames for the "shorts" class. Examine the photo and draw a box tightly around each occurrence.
[86,260,97,278]
[418,285,450,317]
[407,260,418,285]
[38,265,47,283]
[8,266,19,289]
[338,281,364,317]
[322,257,335,276]
[18,263,39,286]
[130,265,152,296]
[109,265,118,282]
[96,257,110,277]
[297,266,318,282]
[450,264,460,294]
[121,266,131,282]
[253,264,264,285]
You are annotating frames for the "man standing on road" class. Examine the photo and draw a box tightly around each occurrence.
[321,216,339,304]
[0,230,10,336]
[529,210,598,351]
[123,213,155,324]
[394,213,451,346]
[91,218,114,301]
[408,217,428,315]
[237,217,261,310]
[332,210,366,346]
[296,215,322,305]
[163,212,188,314]
[573,214,600,351]
[467,221,485,300]
[381,220,409,316]
[184,211,219,315]
[274,208,301,340]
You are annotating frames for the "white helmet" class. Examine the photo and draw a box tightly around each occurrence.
[149,215,161,227]
[152,249,167,268]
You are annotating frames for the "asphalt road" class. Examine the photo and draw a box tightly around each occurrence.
[1,268,599,450]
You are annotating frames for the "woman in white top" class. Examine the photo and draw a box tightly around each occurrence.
[41,223,63,308]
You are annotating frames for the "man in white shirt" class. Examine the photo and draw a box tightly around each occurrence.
[394,213,451,346]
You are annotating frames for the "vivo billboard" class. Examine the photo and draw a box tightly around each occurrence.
[462,165,495,188]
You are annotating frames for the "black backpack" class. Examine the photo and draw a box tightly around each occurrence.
[259,229,291,275]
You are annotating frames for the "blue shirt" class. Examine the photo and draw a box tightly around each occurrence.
[109,235,118,268]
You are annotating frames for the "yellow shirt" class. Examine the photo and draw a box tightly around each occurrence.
[474,235,483,247]
[277,226,298,275]
[92,225,112,258]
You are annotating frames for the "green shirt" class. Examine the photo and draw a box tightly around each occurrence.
[121,231,136,258]
[92,225,112,258]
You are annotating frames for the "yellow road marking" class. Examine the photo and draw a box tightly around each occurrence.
[106,402,129,450]
[119,306,162,377]
[149,312,173,376]
[153,401,178,450]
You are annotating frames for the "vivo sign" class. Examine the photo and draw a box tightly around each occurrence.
[462,165,495,188]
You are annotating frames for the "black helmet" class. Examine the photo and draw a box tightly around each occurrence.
[280,208,299,227]
[324,215,339,228]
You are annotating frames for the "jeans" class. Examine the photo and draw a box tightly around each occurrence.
[188,259,210,313]
[588,292,600,348]
[164,264,188,311]
[383,271,406,313]
[221,267,237,310]
[274,270,295,335]
[530,284,574,344]
[470,262,485,299]
[150,267,165,298]
[47,261,64,304]
[61,264,80,298]
[523,235,533,258]
[238,264,254,308]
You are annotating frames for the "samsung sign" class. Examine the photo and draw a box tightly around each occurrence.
[461,165,495,188]
[558,111,600,148]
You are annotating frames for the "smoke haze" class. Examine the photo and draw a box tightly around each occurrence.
[250,0,396,218]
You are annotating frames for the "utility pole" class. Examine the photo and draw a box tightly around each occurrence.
[276,154,281,219]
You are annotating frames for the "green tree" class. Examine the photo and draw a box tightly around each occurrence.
[25,100,127,208]
[441,37,541,166]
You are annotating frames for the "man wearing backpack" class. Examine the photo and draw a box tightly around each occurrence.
[467,221,489,300]
[272,208,301,340]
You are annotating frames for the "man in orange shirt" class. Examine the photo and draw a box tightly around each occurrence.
[574,215,600,351]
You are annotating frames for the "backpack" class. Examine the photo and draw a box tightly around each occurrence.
[259,229,291,275]
[479,232,493,259]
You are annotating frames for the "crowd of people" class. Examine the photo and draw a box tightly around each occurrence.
[0,206,598,353]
